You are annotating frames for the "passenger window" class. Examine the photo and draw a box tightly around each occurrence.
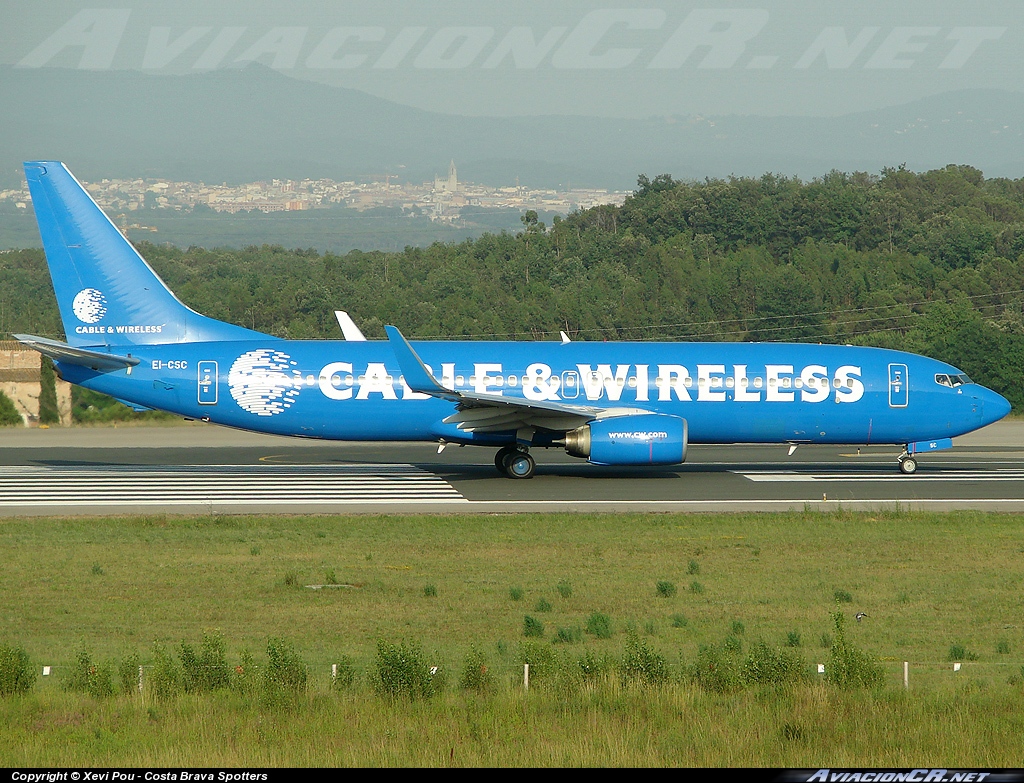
[753,377,763,389]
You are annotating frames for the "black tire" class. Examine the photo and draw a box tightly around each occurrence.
[899,457,917,475]
[495,445,517,474]
[507,452,536,479]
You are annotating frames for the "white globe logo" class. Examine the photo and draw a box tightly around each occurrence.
[228,350,303,416]
[72,288,107,323]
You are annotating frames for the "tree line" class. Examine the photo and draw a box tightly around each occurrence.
[3,163,1024,408]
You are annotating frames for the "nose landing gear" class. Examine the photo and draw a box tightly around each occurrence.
[897,453,918,475]
[494,445,536,479]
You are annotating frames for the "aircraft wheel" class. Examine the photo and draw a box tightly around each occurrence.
[495,446,517,474]
[899,456,917,475]
[506,452,536,479]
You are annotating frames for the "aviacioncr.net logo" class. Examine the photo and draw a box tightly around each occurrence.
[228,349,303,416]
[72,288,107,323]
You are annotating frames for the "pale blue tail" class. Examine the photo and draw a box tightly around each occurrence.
[24,161,272,347]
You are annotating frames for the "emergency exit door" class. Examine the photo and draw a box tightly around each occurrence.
[888,363,908,408]
[198,361,218,405]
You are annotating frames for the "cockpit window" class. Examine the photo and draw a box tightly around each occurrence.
[935,373,973,387]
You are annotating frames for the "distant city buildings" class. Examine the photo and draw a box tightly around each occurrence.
[0,164,630,227]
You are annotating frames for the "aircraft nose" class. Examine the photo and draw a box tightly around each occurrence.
[976,386,1011,426]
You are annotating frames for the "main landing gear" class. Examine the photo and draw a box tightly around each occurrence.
[897,452,918,475]
[495,445,536,479]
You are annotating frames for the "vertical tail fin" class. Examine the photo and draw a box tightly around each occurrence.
[24,161,271,347]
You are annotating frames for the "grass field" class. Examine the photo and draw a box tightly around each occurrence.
[1,510,1023,766]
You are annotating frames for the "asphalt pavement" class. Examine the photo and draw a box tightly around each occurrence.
[2,420,1024,514]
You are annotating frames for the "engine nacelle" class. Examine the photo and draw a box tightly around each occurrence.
[564,414,687,466]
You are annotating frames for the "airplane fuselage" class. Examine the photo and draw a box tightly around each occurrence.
[60,338,1000,447]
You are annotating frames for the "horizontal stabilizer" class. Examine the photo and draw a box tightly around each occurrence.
[14,333,140,371]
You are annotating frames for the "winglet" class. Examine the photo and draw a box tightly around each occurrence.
[384,325,453,397]
[335,311,366,341]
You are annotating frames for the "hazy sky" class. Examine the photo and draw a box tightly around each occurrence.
[4,1,1021,118]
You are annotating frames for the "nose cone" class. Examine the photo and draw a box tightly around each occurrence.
[977,386,1012,427]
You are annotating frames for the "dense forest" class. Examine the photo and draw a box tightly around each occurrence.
[4,163,1024,409]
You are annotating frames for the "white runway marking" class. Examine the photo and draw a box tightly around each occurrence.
[738,469,1024,483]
[0,464,466,506]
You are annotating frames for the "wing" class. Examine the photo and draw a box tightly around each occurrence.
[384,325,648,434]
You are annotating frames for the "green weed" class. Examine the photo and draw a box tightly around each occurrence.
[585,612,612,639]
[332,655,356,690]
[553,626,582,645]
[523,616,544,638]
[149,643,182,702]
[948,644,980,662]
[458,646,492,693]
[619,630,668,687]
[374,640,436,701]
[64,647,114,699]
[117,652,140,696]
[0,644,35,696]
[656,580,677,598]
[826,611,883,689]
[262,637,307,703]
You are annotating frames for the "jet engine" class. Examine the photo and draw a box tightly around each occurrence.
[564,414,687,466]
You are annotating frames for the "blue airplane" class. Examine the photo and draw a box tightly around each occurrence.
[15,162,1012,478]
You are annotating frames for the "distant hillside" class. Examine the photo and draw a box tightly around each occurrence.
[0,200,561,254]
[2,65,1024,189]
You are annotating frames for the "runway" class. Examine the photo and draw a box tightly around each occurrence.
[2,421,1024,514]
